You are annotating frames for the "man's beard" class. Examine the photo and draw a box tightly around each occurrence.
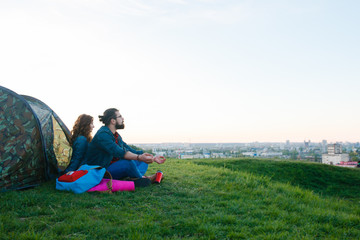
[116,123,125,129]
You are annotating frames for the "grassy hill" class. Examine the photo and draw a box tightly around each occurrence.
[1,158,360,239]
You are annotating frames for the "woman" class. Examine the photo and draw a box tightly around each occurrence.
[64,114,94,173]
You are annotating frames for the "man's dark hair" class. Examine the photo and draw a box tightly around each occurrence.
[99,108,119,126]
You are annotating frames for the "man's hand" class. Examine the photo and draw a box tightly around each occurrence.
[139,153,154,164]
[153,156,166,164]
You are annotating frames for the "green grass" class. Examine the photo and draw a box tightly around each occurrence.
[1,158,360,239]
[193,158,360,201]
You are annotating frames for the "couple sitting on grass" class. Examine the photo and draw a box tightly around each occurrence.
[64,108,166,187]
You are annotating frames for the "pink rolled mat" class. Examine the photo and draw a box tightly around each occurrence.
[87,179,135,192]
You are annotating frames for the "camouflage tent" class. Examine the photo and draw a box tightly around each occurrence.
[0,86,72,191]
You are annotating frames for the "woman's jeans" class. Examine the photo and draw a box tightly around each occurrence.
[107,160,148,179]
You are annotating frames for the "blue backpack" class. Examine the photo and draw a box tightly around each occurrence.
[56,165,106,194]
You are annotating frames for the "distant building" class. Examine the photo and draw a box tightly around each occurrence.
[260,152,283,158]
[180,154,196,159]
[203,153,211,159]
[327,144,342,154]
[336,161,358,168]
[211,152,226,158]
[286,140,290,147]
[322,143,349,165]
[242,152,256,157]
[322,154,349,165]
[322,140,327,153]
[180,153,204,159]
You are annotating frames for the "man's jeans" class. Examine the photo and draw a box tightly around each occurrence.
[107,160,148,179]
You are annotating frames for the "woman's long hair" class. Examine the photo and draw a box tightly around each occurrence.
[70,114,93,146]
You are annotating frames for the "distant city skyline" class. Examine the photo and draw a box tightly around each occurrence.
[133,139,360,145]
[1,1,359,143]
[136,140,358,165]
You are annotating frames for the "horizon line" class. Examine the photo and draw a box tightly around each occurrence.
[131,141,359,145]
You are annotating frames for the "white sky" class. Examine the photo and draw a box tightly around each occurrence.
[1,0,359,143]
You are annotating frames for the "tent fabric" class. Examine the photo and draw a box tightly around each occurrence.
[52,116,73,170]
[21,95,72,178]
[0,86,72,191]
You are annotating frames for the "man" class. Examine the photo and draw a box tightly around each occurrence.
[85,108,165,186]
